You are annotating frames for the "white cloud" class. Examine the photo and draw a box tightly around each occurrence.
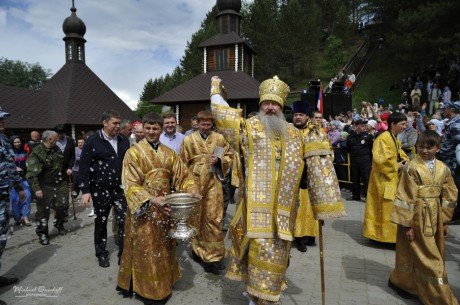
[0,0,217,110]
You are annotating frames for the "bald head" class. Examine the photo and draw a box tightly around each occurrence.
[31,131,40,141]
[134,124,144,142]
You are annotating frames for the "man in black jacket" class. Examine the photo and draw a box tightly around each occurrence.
[79,110,130,268]
[54,125,75,222]
[54,125,76,176]
[346,119,374,201]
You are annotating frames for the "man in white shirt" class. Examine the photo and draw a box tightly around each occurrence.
[159,112,185,154]
[79,110,130,268]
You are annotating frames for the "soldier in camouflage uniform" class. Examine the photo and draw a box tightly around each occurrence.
[0,107,25,302]
[27,130,69,245]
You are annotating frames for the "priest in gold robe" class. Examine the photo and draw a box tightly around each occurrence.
[291,100,319,251]
[211,76,346,305]
[117,112,198,304]
[364,112,409,243]
[179,110,233,275]
[389,130,458,305]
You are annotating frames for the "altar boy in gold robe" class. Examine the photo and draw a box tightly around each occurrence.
[117,112,198,304]
[389,130,458,305]
[179,110,233,275]
[364,112,409,243]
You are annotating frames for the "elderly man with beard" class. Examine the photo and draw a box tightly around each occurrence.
[291,101,319,251]
[210,76,345,305]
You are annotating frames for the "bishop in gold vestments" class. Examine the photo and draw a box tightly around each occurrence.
[389,155,458,305]
[179,114,233,270]
[364,129,408,243]
[211,76,346,304]
[117,129,197,301]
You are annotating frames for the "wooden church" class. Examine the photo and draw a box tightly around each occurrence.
[151,0,261,129]
[0,2,136,139]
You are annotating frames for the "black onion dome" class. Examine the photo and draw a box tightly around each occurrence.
[62,6,86,37]
[216,0,241,12]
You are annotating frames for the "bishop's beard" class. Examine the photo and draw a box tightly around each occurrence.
[258,111,288,140]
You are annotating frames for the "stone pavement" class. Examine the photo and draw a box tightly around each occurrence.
[0,194,459,305]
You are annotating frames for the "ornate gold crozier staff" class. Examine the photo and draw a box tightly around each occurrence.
[303,119,347,305]
[319,220,325,305]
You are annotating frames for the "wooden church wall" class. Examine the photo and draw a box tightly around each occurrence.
[206,46,236,72]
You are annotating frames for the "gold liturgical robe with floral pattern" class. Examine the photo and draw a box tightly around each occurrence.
[389,155,458,305]
[364,131,408,243]
[118,140,197,300]
[294,127,320,238]
[302,123,346,220]
[179,131,233,263]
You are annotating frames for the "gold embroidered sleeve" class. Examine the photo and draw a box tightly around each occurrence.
[372,135,399,177]
[441,166,458,223]
[122,147,153,214]
[391,167,417,227]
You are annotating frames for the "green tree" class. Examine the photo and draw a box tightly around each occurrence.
[277,0,322,85]
[136,79,164,118]
[180,6,219,79]
[0,57,51,89]
[324,35,347,76]
[242,0,281,80]
[388,1,460,65]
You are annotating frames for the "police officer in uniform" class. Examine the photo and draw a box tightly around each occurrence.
[0,107,25,301]
[346,119,374,201]
[27,130,69,245]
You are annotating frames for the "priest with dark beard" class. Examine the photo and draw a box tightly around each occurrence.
[291,101,319,252]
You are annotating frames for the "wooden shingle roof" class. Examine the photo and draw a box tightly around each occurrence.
[42,62,137,125]
[0,85,53,129]
[198,32,254,52]
[0,62,137,129]
[151,71,260,105]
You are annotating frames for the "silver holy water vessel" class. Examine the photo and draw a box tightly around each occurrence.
[163,193,202,240]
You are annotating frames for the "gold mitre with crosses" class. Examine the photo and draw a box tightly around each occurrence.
[259,75,290,107]
[210,76,228,101]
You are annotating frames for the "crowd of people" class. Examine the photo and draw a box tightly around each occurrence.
[0,71,459,305]
[327,68,356,94]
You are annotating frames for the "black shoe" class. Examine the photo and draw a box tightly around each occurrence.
[0,299,6,305]
[347,196,360,201]
[98,257,110,268]
[0,276,19,287]
[116,285,133,298]
[203,262,223,275]
[295,237,308,252]
[296,242,307,252]
[305,237,316,246]
[54,224,67,235]
[191,251,203,264]
[211,260,226,270]
[39,235,49,245]
[388,279,416,299]
[14,220,21,226]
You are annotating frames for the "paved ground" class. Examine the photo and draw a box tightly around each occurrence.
[0,192,459,305]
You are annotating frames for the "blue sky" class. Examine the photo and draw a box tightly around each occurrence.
[0,0,218,109]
